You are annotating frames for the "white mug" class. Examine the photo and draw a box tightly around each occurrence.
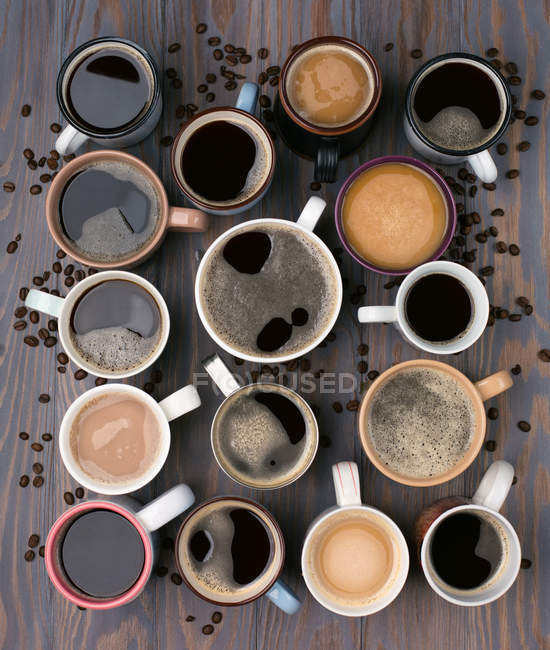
[59,382,201,495]
[25,270,170,379]
[357,260,489,354]
[301,461,409,616]
[416,461,521,606]
[194,196,343,363]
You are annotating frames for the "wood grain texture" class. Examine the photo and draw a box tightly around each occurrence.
[0,1,548,649]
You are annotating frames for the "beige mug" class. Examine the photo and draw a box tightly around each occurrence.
[45,150,208,269]
[358,359,513,487]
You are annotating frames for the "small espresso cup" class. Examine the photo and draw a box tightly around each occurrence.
[25,270,169,379]
[171,82,275,215]
[202,353,318,489]
[195,196,343,363]
[276,36,382,182]
[175,496,301,614]
[415,461,521,606]
[404,52,512,183]
[59,382,201,495]
[45,150,208,269]
[301,462,409,616]
[358,359,513,487]
[45,484,195,609]
[56,37,162,155]
[357,260,489,354]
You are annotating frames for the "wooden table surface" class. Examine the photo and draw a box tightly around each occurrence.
[1,1,548,648]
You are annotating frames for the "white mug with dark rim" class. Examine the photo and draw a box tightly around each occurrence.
[416,461,521,606]
[357,260,489,355]
[404,52,512,183]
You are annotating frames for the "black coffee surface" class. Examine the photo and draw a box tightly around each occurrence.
[254,392,306,445]
[67,47,152,132]
[431,512,503,589]
[230,508,271,585]
[61,510,145,598]
[405,273,472,342]
[181,121,257,201]
[223,231,271,274]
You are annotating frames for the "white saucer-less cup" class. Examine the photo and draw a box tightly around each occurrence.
[301,461,409,616]
[357,260,489,355]
[59,382,201,495]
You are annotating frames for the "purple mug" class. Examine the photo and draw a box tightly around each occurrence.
[334,155,456,275]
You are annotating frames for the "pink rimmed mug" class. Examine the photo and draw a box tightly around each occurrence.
[45,484,194,610]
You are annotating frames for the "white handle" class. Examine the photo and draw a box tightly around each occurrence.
[357,305,398,323]
[296,196,326,232]
[472,461,514,511]
[158,384,201,422]
[135,484,195,532]
[55,124,89,155]
[202,353,241,397]
[332,461,362,507]
[25,289,65,318]
[467,149,497,184]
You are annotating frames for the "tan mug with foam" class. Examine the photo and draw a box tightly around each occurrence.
[46,150,208,269]
[358,359,513,487]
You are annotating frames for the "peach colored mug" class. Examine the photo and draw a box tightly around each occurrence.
[358,359,513,487]
[45,150,208,269]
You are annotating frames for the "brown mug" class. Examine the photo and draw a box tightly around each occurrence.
[358,359,513,487]
[46,150,208,269]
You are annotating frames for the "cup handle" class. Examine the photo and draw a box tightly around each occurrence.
[167,206,208,232]
[467,150,497,184]
[474,370,513,401]
[296,196,327,232]
[314,139,340,183]
[158,384,201,422]
[332,461,362,506]
[55,125,89,155]
[235,82,259,114]
[135,484,195,532]
[471,460,514,511]
[25,289,65,318]
[265,578,301,614]
[202,353,241,397]
[357,305,398,324]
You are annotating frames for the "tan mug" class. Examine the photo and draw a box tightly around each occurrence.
[358,359,513,487]
[46,150,208,269]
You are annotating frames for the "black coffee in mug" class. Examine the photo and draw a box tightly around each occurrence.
[61,510,145,598]
[405,273,472,342]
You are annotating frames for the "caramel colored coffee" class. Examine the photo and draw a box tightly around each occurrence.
[342,163,448,271]
[287,45,374,127]
[70,392,162,486]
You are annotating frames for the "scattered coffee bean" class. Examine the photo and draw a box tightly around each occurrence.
[143,382,154,394]
[357,360,368,373]
[240,54,252,64]
[196,23,207,33]
[346,400,359,411]
[206,92,215,102]
[506,169,520,179]
[75,487,85,498]
[266,65,280,76]
[19,475,29,487]
[509,244,520,256]
[516,141,530,153]
[224,80,237,90]
[258,47,269,59]
[186,615,196,622]
[505,61,518,74]
[496,308,509,319]
[6,240,19,254]
[538,349,550,362]
[258,71,268,84]
[65,277,74,287]
[64,491,75,505]
[56,249,66,259]
[19,432,29,440]
[50,122,62,133]
[56,352,68,365]
[39,173,52,183]
[525,116,539,126]
[488,407,499,420]
[21,104,31,117]
[28,159,38,170]
[160,135,173,147]
[511,364,521,375]
[309,181,321,191]
[94,377,107,387]
[44,336,57,347]
[411,48,422,58]
[480,266,494,276]
[357,343,369,355]
[42,433,52,442]
[475,233,487,244]
[32,463,43,474]
[332,401,343,413]
[38,393,50,403]
[202,625,214,635]
[367,370,380,381]
[384,42,394,52]
[524,304,533,315]
[24,550,35,562]
[518,420,531,432]
[263,109,274,121]
[30,185,42,195]
[50,150,60,160]
[488,226,498,237]
[213,49,223,61]
[514,109,526,120]
[517,297,530,309]
[205,72,217,83]
[38,328,48,340]
[24,336,39,347]
[508,75,521,85]
[532,89,545,100]
[3,181,15,192]
[483,182,496,191]
[156,566,169,578]
[491,208,504,217]
[225,54,238,65]
[496,241,507,253]
[170,573,183,585]
[57,366,66,374]
[520,558,532,569]
[46,157,58,170]
[23,148,34,160]
[28,534,40,548]
[74,369,88,380]
[38,157,46,166]
[269,76,279,87]
[212,612,223,624]
[485,440,497,452]
[38,545,45,557]
[259,94,271,108]
[207,36,221,46]
[33,476,44,487]
[509,313,522,322]
[31,442,43,452]
[486,47,499,58]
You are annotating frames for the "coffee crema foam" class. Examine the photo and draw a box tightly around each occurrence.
[367,367,476,478]
[417,105,498,151]
[178,500,281,603]
[200,223,339,358]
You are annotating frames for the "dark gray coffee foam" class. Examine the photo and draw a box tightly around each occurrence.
[368,367,475,478]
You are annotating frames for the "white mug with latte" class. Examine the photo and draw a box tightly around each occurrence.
[301,462,409,616]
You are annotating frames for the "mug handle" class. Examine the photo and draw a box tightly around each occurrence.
[471,460,514,511]
[25,289,65,318]
[467,150,497,184]
[314,139,340,183]
[135,484,195,532]
[357,306,398,324]
[332,461,362,506]
[158,385,201,422]
[265,578,302,614]
[474,370,513,401]
[167,206,208,232]
[202,353,241,397]
[56,125,89,155]
[296,196,326,232]
[235,82,259,114]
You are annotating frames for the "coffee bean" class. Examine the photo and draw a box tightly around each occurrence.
[357,360,368,374]
[504,61,518,74]
[213,49,223,61]
[32,463,43,474]
[525,114,539,126]
[196,22,207,33]
[225,54,238,65]
[266,65,280,76]
[258,47,269,59]
[258,71,268,84]
[64,277,74,287]
[532,89,545,100]
[538,348,550,362]
[30,185,42,195]
[475,233,487,244]
[28,534,40,548]
[197,83,208,94]
[506,169,520,179]
[23,148,34,160]
[269,76,279,87]
[38,393,50,404]
[524,304,533,315]
[37,328,47,340]
[457,168,468,180]
[332,401,343,413]
[516,141,530,153]
[497,141,508,155]
[520,558,532,569]
[384,42,394,52]
[142,382,154,394]
[488,407,499,420]
[166,67,177,79]
[485,440,497,452]
[202,625,214,635]
[75,487,85,498]
[38,173,51,184]
[514,109,526,120]
[367,370,380,381]
[511,364,522,375]
[57,352,68,365]
[508,75,522,85]
[33,476,44,487]
[205,73,217,84]
[74,369,88,380]
[38,157,46,167]
[50,149,60,160]
[156,565,169,578]
[518,420,531,432]
[206,92,215,102]
[516,297,529,309]
[509,244,520,256]
[509,313,521,322]
[42,433,52,442]
[411,48,422,58]
[44,336,57,348]
[466,173,477,184]
[357,343,369,356]
[346,400,359,411]
[19,432,29,440]
[308,181,322,192]
[3,181,15,192]
[21,104,31,117]
[480,266,494,276]
[50,122,62,133]
[24,336,39,347]
[19,475,29,487]
[223,79,237,90]
[207,36,221,46]
[234,47,246,55]
[469,185,477,198]
[186,615,195,622]
[491,208,504,216]
[39,546,45,557]
[170,573,182,585]
[47,157,58,170]
[27,159,38,170]
[259,94,271,108]
[64,491,75,505]
[168,42,181,53]
[31,442,44,452]
[496,241,508,253]
[212,612,222,624]
[486,47,499,57]
[496,308,509,319]
[24,550,35,562]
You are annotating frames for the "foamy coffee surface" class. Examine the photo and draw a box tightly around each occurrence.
[368,367,476,478]
[201,223,339,358]
[417,105,498,151]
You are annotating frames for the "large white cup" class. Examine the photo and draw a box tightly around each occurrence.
[357,260,489,355]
